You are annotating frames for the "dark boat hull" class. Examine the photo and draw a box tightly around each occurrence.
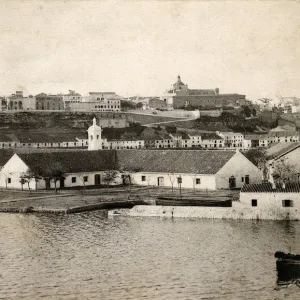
[275,252,300,284]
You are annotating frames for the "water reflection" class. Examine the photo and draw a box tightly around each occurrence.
[0,213,300,299]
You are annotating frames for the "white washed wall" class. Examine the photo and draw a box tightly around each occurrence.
[131,172,217,190]
[216,152,262,189]
[238,192,300,210]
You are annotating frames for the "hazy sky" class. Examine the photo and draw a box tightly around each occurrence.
[0,1,300,100]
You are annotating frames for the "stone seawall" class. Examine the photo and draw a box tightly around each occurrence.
[108,205,300,221]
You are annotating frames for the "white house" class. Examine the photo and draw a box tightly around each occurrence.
[243,133,269,149]
[200,133,224,148]
[237,182,300,219]
[117,149,262,190]
[0,150,119,190]
[0,149,262,191]
[217,132,244,148]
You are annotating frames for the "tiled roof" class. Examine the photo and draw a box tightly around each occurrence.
[266,142,300,160]
[201,133,223,140]
[18,150,116,175]
[7,149,239,176]
[0,149,15,167]
[268,131,300,137]
[244,133,269,140]
[116,149,236,174]
[241,182,300,193]
[220,132,242,137]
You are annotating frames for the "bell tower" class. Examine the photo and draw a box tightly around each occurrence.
[87,117,102,150]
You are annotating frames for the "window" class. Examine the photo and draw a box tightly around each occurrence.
[245,175,250,184]
[8,178,11,184]
[282,200,293,207]
[251,199,257,207]
[177,177,182,184]
[241,177,244,183]
[196,178,201,185]
[72,177,76,183]
[141,176,146,182]
[83,176,88,182]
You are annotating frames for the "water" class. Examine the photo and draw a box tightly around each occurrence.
[0,212,299,299]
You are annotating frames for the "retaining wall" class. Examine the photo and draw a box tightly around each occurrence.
[108,205,300,221]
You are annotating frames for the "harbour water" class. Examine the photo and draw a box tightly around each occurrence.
[0,212,299,299]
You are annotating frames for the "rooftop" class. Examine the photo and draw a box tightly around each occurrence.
[9,149,238,176]
[266,142,300,160]
[17,150,116,175]
[241,182,300,193]
[201,133,223,140]
[116,149,236,174]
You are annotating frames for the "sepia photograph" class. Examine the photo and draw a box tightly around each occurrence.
[0,0,300,299]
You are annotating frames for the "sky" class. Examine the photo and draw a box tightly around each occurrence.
[0,0,300,100]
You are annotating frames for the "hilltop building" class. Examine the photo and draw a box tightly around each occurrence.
[161,75,246,110]
[68,92,121,112]
[5,91,36,111]
[63,90,83,109]
[35,93,64,111]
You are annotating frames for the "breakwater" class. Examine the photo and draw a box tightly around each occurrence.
[108,205,300,221]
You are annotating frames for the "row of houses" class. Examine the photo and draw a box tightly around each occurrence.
[0,122,299,152]
[0,91,122,112]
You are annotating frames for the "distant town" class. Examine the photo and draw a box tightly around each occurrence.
[1,75,300,220]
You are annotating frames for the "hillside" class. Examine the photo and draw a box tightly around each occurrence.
[0,111,181,129]
[163,111,276,133]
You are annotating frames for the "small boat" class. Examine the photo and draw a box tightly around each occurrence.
[275,251,300,284]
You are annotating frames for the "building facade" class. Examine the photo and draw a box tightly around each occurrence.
[163,75,246,109]
[35,93,64,110]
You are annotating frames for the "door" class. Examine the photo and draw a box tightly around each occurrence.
[45,178,51,190]
[229,177,236,189]
[245,175,250,184]
[60,177,65,188]
[157,177,164,186]
[95,174,101,185]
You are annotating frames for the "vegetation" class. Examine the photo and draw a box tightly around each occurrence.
[120,167,142,194]
[102,171,118,191]
[193,111,275,132]
[243,149,267,179]
[121,100,137,110]
[272,158,299,183]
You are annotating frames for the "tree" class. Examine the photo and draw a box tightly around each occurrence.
[243,149,267,180]
[121,100,137,111]
[120,167,142,194]
[19,178,25,191]
[272,158,298,183]
[20,171,40,193]
[241,105,252,117]
[136,102,143,109]
[39,163,64,193]
[168,173,175,193]
[102,170,118,192]
[78,173,88,195]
